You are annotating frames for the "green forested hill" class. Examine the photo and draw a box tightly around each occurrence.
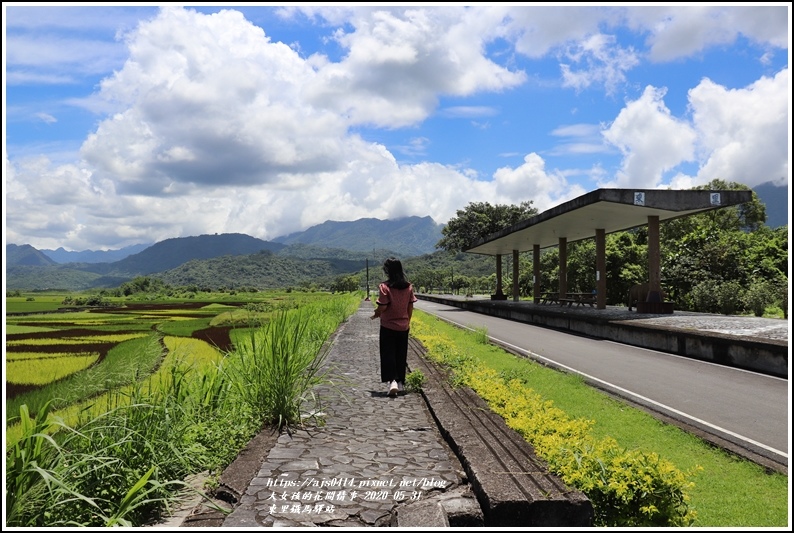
[152,250,366,290]
[275,243,401,262]
[403,251,494,278]
[4,265,123,291]
[109,233,285,275]
[153,249,496,291]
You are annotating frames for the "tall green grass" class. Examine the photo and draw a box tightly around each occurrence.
[6,391,190,527]
[224,295,360,432]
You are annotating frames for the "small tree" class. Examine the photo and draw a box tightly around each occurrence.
[330,275,360,293]
[436,201,538,252]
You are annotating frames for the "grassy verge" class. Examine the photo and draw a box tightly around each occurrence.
[411,310,789,527]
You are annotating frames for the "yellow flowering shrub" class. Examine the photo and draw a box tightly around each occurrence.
[412,314,700,526]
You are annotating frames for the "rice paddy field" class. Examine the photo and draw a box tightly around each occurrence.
[5,290,341,442]
[5,289,364,527]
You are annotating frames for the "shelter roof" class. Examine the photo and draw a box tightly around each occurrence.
[465,188,753,255]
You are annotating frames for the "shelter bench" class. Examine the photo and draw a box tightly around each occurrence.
[560,293,596,307]
[538,292,559,305]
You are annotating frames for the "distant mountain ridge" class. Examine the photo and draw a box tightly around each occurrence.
[273,216,444,257]
[108,233,285,276]
[5,216,445,290]
[24,215,443,265]
[41,243,152,264]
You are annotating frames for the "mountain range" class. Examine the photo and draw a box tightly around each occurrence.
[5,216,446,291]
[39,243,152,264]
[272,216,443,257]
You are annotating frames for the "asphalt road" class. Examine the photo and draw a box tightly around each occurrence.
[413,299,789,471]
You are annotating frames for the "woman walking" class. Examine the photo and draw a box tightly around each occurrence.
[371,257,417,397]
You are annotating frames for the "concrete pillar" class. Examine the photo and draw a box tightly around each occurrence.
[558,237,567,297]
[533,244,541,303]
[494,254,505,299]
[596,228,606,309]
[648,215,661,301]
[512,249,519,301]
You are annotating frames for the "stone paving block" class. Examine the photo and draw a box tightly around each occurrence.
[396,500,449,527]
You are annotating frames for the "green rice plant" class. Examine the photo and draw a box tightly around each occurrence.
[6,351,93,361]
[74,333,149,343]
[163,337,223,369]
[5,324,57,334]
[7,310,128,324]
[7,333,147,346]
[5,296,69,313]
[209,309,257,327]
[6,338,99,346]
[87,322,159,332]
[157,317,213,336]
[6,353,99,385]
[201,303,241,309]
[6,333,165,437]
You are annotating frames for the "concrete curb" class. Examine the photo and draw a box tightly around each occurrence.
[407,338,594,527]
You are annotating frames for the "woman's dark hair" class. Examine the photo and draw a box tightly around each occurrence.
[383,257,410,290]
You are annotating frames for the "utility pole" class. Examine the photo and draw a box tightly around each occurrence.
[365,259,370,301]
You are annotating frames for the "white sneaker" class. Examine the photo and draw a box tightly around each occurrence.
[388,380,399,397]
[397,382,405,393]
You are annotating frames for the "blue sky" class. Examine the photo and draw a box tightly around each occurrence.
[3,3,791,251]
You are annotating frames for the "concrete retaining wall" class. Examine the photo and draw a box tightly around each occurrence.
[417,295,788,378]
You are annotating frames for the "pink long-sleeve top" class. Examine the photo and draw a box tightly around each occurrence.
[376,282,417,331]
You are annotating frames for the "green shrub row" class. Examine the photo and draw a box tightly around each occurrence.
[689,276,787,317]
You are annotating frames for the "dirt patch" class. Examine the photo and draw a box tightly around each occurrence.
[191,326,234,353]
